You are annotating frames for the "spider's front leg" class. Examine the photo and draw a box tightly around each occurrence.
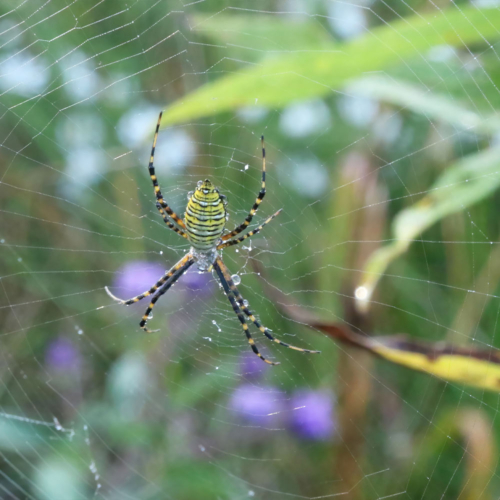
[221,135,267,241]
[148,112,186,230]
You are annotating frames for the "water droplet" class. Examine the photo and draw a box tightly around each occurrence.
[0,239,4,244]
[77,329,83,335]
[159,250,163,255]
[17,258,22,262]
[147,314,153,320]
[355,286,368,301]
[243,299,249,307]
[244,164,249,170]
[187,190,194,200]
[199,445,206,452]
[203,337,212,342]
[231,274,241,285]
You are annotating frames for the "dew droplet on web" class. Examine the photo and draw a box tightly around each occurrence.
[53,417,63,431]
[244,164,249,170]
[231,274,241,285]
[77,329,83,335]
[243,299,249,307]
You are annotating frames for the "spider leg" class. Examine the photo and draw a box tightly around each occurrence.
[105,255,191,305]
[215,258,320,354]
[155,202,188,240]
[214,260,279,365]
[149,112,186,230]
[139,254,194,333]
[221,135,266,241]
[217,209,282,250]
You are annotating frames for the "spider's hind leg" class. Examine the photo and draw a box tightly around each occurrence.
[213,260,279,365]
[215,258,320,355]
[139,254,195,332]
[105,269,176,305]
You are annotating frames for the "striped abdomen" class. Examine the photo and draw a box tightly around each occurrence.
[184,180,226,250]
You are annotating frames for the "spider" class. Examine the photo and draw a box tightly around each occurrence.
[105,112,320,365]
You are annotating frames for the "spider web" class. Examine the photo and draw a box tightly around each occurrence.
[1,0,500,499]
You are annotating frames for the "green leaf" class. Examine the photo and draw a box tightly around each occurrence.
[163,7,500,125]
[386,55,500,113]
[190,13,334,53]
[347,75,500,134]
[356,146,500,312]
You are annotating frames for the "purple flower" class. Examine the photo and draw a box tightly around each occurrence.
[113,261,166,296]
[290,390,336,441]
[45,337,81,372]
[113,261,215,301]
[239,352,270,379]
[179,269,215,297]
[229,384,285,424]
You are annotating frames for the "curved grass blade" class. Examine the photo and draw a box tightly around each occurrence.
[356,145,500,312]
[162,7,500,125]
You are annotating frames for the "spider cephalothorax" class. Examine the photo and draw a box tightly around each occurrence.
[105,112,320,365]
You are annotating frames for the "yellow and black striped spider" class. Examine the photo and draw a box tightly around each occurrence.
[105,112,320,365]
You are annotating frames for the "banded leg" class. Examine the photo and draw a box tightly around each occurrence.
[140,254,194,332]
[217,209,282,250]
[215,258,320,354]
[149,112,186,229]
[214,261,278,365]
[105,270,176,305]
[221,135,266,241]
[156,202,188,240]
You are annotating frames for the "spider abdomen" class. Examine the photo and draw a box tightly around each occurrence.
[185,180,226,250]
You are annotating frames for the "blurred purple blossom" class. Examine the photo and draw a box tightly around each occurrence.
[113,261,215,299]
[238,352,270,379]
[45,337,81,372]
[179,269,215,297]
[229,384,285,424]
[290,390,336,441]
[114,261,166,296]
